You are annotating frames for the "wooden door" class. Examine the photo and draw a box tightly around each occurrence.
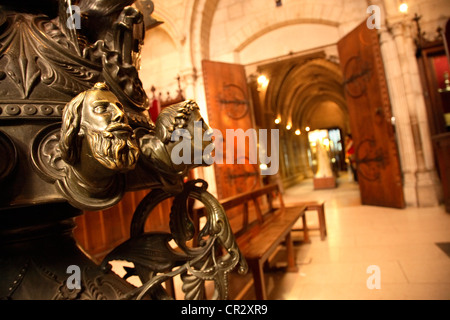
[202,60,261,200]
[337,22,405,208]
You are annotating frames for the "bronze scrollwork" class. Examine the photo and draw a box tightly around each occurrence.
[101,180,247,300]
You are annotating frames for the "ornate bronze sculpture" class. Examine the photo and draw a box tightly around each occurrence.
[0,0,246,300]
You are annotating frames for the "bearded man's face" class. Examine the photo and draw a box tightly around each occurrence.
[81,88,139,171]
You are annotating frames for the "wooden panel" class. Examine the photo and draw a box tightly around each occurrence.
[74,189,173,260]
[432,133,450,213]
[337,22,405,208]
[236,207,302,260]
[415,19,449,213]
[417,45,448,135]
[202,60,261,203]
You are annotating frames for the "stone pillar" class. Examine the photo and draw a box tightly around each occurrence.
[180,68,197,101]
[379,26,419,206]
[391,21,440,207]
[301,134,314,179]
[379,8,441,207]
[402,22,443,205]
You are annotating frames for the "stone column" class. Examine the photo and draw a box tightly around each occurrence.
[180,68,197,101]
[402,22,443,204]
[391,20,440,207]
[379,25,419,206]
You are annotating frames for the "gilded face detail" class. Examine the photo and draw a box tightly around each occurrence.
[80,84,140,172]
[81,89,129,134]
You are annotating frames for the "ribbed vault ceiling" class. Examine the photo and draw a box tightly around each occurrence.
[260,55,348,132]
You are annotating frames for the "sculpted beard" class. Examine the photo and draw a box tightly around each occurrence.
[86,127,139,171]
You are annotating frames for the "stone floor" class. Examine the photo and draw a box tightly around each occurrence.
[263,173,450,300]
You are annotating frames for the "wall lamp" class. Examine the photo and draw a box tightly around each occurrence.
[399,2,408,13]
[257,75,269,91]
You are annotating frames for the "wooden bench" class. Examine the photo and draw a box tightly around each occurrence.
[294,201,327,240]
[192,183,308,300]
[279,201,327,241]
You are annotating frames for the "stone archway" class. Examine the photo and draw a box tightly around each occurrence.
[253,54,350,185]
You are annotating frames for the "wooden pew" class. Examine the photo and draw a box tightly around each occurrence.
[274,200,327,241]
[192,183,308,300]
[291,200,327,240]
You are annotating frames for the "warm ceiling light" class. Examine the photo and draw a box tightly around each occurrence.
[295,129,301,136]
[305,126,310,132]
[274,118,281,124]
[257,75,269,91]
[257,75,267,84]
[399,2,408,13]
[257,75,269,86]
[286,124,292,130]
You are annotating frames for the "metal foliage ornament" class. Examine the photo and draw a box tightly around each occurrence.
[102,180,247,300]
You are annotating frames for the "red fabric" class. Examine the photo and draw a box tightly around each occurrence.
[433,55,449,89]
[347,144,355,156]
[149,98,161,122]
[346,140,355,163]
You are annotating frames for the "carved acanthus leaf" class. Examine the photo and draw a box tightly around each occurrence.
[1,16,41,98]
[38,45,100,95]
[0,15,102,98]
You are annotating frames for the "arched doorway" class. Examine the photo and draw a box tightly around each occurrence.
[247,22,406,209]
[250,52,350,188]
